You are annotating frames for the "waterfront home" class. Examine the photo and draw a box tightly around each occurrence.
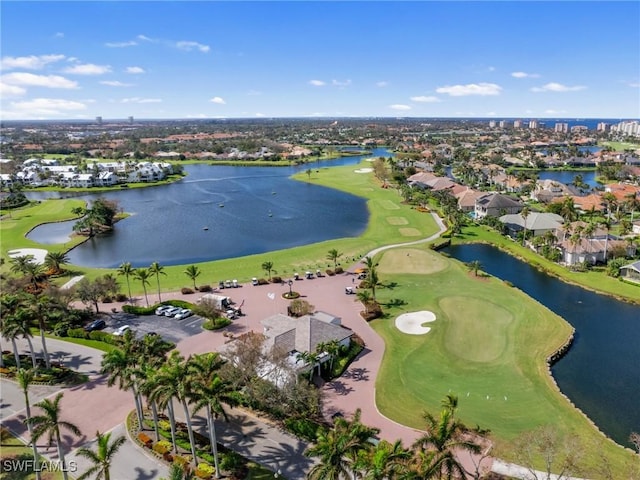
[620,260,640,283]
[454,188,485,213]
[531,179,581,203]
[499,212,564,238]
[474,193,523,218]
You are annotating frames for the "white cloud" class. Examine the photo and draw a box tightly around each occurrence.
[126,66,145,74]
[486,111,497,116]
[531,82,586,92]
[628,82,640,88]
[64,64,112,75]
[1,54,65,70]
[511,71,540,79]
[100,80,133,87]
[436,83,502,96]
[120,97,162,104]
[176,41,210,53]
[309,80,326,87]
[106,41,137,48]
[1,72,78,89]
[137,35,154,42]
[5,98,87,117]
[410,95,441,103]
[488,66,496,72]
[0,82,26,97]
[389,104,411,111]
[255,113,265,117]
[544,109,567,114]
[54,32,64,38]
[332,79,352,87]
[210,97,226,104]
[376,81,389,87]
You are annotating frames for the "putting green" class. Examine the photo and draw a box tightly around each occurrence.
[386,216,409,225]
[378,248,448,275]
[380,200,400,210]
[398,227,421,237]
[440,296,513,363]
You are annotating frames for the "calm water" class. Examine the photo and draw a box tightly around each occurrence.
[445,243,640,447]
[537,170,599,188]
[27,150,390,267]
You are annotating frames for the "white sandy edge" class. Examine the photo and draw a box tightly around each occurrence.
[354,167,374,173]
[7,248,49,265]
[395,311,436,335]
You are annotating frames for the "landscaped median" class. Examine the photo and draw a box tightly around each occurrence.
[371,244,638,477]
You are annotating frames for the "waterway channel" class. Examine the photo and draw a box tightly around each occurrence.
[445,243,640,447]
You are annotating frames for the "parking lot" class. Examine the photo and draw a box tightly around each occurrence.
[104,311,207,343]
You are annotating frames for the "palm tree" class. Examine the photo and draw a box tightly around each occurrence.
[149,262,166,303]
[327,249,343,270]
[161,465,195,480]
[184,265,201,290]
[117,262,134,303]
[412,397,481,480]
[356,289,374,316]
[101,342,145,427]
[16,368,41,480]
[44,251,69,275]
[356,439,411,480]
[189,353,237,478]
[261,261,275,281]
[29,393,81,480]
[28,295,54,369]
[600,219,612,262]
[10,254,36,277]
[305,408,379,480]
[6,308,38,368]
[76,430,126,480]
[520,206,530,245]
[151,352,199,465]
[467,260,482,277]
[133,268,152,307]
[24,261,46,292]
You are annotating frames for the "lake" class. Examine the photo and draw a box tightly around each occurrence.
[26,150,391,267]
[445,243,640,448]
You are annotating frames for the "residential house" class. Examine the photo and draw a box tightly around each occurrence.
[454,188,484,213]
[620,261,640,283]
[499,212,564,238]
[474,193,523,218]
[531,179,581,203]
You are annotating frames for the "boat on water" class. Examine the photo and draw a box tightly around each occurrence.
[203,227,209,231]
[219,203,224,207]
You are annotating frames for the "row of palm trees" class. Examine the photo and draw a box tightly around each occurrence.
[305,395,484,480]
[17,368,126,480]
[101,330,236,478]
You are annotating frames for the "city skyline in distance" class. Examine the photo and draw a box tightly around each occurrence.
[1,1,639,121]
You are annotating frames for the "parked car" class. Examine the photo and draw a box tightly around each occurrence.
[251,277,258,286]
[84,319,106,332]
[113,325,131,336]
[225,309,238,320]
[155,305,173,315]
[163,306,182,317]
[174,308,193,320]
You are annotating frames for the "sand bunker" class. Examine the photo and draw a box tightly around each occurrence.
[354,167,374,173]
[8,248,48,265]
[395,311,436,335]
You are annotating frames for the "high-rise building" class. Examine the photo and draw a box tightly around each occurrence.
[513,120,522,129]
[529,119,538,129]
[489,120,496,128]
[499,120,507,128]
[128,116,134,124]
[554,122,568,133]
[95,116,103,125]
[597,122,609,132]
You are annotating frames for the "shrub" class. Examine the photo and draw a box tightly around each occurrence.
[153,440,172,454]
[115,293,128,302]
[220,451,245,476]
[88,331,113,343]
[326,269,335,276]
[138,432,153,447]
[158,420,171,431]
[270,276,282,284]
[198,284,212,292]
[195,463,215,479]
[334,266,344,274]
[67,328,88,339]
[284,417,326,442]
[257,278,269,285]
[101,296,113,303]
[202,318,232,330]
[181,287,194,294]
[173,455,190,469]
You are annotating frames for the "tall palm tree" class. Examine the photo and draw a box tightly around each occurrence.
[9,254,35,277]
[184,265,201,290]
[356,289,374,316]
[149,262,166,303]
[44,251,69,275]
[133,268,152,307]
[7,309,38,368]
[16,368,41,480]
[28,295,54,369]
[29,393,81,480]
[326,249,343,270]
[305,408,379,480]
[0,312,24,369]
[261,261,275,281]
[356,439,411,480]
[412,398,481,480]
[76,430,126,480]
[189,353,237,478]
[24,261,46,292]
[467,260,482,277]
[151,352,199,465]
[520,206,530,246]
[101,342,144,427]
[117,262,134,303]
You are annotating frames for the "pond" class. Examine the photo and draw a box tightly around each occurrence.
[27,149,391,267]
[445,243,640,448]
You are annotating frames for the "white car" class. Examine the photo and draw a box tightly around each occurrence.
[163,306,182,317]
[113,325,131,336]
[174,308,193,320]
[155,305,173,315]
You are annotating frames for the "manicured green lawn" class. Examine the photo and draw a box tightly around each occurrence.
[373,245,636,476]
[0,428,68,479]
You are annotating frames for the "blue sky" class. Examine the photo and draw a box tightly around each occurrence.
[1,1,639,120]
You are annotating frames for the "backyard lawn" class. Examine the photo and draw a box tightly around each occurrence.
[372,245,637,476]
